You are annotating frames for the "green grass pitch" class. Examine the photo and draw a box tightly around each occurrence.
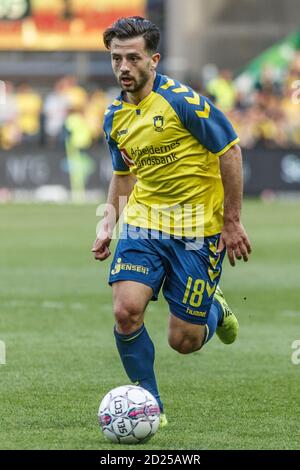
[0,200,299,450]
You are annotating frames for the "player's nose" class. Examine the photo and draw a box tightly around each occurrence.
[119,59,130,72]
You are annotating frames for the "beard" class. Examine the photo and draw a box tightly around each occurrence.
[118,69,150,93]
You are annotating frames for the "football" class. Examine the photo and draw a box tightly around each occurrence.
[98,385,160,444]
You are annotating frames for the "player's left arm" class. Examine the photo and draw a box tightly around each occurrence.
[218,144,252,266]
[171,87,251,265]
[174,90,251,265]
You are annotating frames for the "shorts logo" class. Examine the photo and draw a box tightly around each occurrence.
[111,257,122,275]
[111,258,149,275]
[153,115,164,132]
[186,307,207,318]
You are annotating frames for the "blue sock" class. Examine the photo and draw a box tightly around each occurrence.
[114,324,164,412]
[205,299,223,343]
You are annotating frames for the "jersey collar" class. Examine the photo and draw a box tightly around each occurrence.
[120,73,163,108]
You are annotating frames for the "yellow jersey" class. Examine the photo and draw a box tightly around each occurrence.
[103,74,239,237]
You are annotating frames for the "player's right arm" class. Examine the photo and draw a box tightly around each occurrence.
[92,173,135,261]
[92,104,134,261]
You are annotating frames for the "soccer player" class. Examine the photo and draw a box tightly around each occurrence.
[92,17,251,427]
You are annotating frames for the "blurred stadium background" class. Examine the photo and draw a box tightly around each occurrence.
[1,0,300,201]
[1,0,300,451]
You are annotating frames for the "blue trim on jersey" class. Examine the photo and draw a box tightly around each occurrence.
[156,75,238,155]
[103,99,128,172]
[153,73,162,92]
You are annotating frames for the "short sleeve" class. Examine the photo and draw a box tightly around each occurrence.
[157,78,239,156]
[179,95,239,156]
[103,109,130,174]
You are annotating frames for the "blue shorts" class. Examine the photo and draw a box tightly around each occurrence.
[108,225,225,325]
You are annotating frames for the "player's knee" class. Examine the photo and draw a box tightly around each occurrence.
[168,335,202,354]
[113,301,143,334]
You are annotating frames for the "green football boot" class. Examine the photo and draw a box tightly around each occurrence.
[159,413,168,428]
[214,286,239,344]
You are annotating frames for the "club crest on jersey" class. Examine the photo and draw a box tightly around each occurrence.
[153,115,164,132]
[120,148,134,167]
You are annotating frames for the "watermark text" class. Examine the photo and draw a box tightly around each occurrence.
[0,340,6,365]
[0,80,6,105]
[96,199,206,250]
[291,340,300,365]
[291,80,300,105]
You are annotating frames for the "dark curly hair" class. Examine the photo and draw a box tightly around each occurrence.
[103,16,160,54]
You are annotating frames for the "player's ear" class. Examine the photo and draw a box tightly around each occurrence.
[150,52,160,71]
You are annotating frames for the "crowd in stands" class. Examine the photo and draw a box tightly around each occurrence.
[0,76,109,151]
[207,52,300,149]
[1,52,300,151]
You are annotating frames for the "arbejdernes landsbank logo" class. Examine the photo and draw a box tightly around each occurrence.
[153,115,164,132]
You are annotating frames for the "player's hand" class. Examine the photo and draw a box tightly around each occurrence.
[217,221,252,267]
[92,223,112,261]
